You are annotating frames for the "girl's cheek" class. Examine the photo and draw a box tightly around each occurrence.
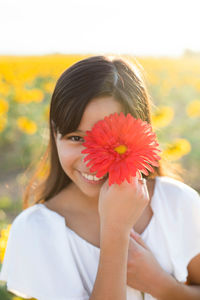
[57,143,81,163]
[56,140,71,155]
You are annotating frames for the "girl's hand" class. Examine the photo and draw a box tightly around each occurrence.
[127,229,168,297]
[98,177,149,234]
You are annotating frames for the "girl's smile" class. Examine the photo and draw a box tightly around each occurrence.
[78,170,108,185]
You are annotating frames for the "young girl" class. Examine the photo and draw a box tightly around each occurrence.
[0,55,200,300]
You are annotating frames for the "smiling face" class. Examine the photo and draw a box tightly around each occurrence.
[54,96,123,200]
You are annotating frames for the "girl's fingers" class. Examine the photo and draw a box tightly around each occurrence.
[130,229,150,250]
[126,176,137,185]
[138,177,149,199]
[138,178,146,185]
[127,176,149,204]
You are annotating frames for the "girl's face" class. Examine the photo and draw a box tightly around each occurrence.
[54,96,123,199]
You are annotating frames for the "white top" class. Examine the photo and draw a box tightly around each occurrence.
[1,176,200,300]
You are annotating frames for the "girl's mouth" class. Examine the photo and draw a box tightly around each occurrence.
[78,171,108,184]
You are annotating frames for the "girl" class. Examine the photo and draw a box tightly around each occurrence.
[0,55,200,300]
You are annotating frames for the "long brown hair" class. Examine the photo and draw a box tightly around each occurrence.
[23,55,184,209]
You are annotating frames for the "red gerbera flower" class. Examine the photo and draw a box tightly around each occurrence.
[81,112,162,186]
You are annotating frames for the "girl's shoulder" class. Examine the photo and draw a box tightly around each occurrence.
[156,177,200,283]
[156,175,199,197]
[11,204,45,229]
[155,176,200,214]
[9,203,64,239]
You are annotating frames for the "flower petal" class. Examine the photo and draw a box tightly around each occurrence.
[81,112,161,185]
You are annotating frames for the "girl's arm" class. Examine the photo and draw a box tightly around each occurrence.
[156,274,200,300]
[90,177,149,299]
[126,230,200,299]
[156,253,200,300]
[89,225,130,300]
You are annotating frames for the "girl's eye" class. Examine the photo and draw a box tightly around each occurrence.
[67,136,84,142]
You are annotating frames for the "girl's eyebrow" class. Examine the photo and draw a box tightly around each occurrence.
[74,129,85,133]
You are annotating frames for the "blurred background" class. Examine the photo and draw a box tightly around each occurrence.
[0,0,200,298]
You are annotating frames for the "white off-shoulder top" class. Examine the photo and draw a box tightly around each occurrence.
[1,176,200,300]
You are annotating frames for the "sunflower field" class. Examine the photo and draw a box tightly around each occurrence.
[0,54,200,299]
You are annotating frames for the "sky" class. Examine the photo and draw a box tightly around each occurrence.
[0,0,200,57]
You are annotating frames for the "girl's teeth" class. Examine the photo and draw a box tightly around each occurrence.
[81,172,106,181]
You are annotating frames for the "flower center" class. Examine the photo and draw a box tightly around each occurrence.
[114,144,127,154]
